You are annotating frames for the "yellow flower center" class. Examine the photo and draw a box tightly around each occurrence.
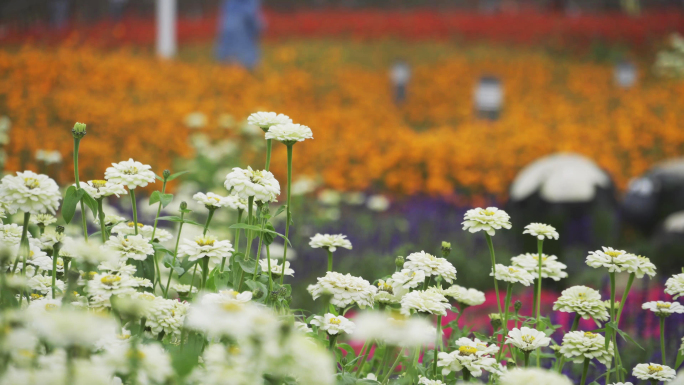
[122,167,139,175]
[18,349,35,358]
[329,317,341,325]
[522,335,536,343]
[222,302,243,312]
[657,303,671,309]
[91,180,107,188]
[482,209,495,216]
[508,267,519,273]
[604,251,622,257]
[533,256,548,261]
[45,303,58,311]
[101,275,122,286]
[229,346,240,355]
[459,346,478,356]
[648,365,663,374]
[584,332,597,338]
[30,294,43,300]
[127,222,144,228]
[139,293,156,301]
[196,236,216,246]
[24,178,40,189]
[126,349,145,360]
[117,334,131,340]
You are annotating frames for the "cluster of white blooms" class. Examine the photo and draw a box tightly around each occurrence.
[104,158,156,189]
[418,376,446,385]
[308,271,376,309]
[311,313,355,335]
[506,327,551,351]
[586,247,639,273]
[632,363,676,382]
[642,301,684,317]
[462,207,512,236]
[110,221,173,242]
[511,253,568,281]
[224,166,280,203]
[523,223,559,240]
[178,235,234,264]
[247,111,292,130]
[80,179,128,199]
[632,255,657,278]
[0,171,61,214]
[560,331,614,365]
[258,258,294,276]
[105,233,154,261]
[352,312,436,347]
[309,233,353,252]
[265,123,314,143]
[553,285,610,321]
[404,251,457,283]
[400,290,450,316]
[438,337,500,377]
[440,285,486,307]
[193,192,230,209]
[30,213,57,226]
[491,264,535,286]
[665,273,684,299]
[499,368,573,385]
[391,268,426,289]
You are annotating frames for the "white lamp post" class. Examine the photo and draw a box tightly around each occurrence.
[156,0,177,59]
[615,60,637,88]
[390,61,411,104]
[475,76,503,120]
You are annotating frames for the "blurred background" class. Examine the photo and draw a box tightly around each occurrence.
[2,0,684,374]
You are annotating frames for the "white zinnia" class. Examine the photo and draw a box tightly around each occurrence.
[193,192,230,209]
[28,275,65,295]
[87,273,138,303]
[30,213,57,226]
[105,234,153,261]
[307,271,376,309]
[632,363,676,382]
[222,194,256,211]
[104,158,156,189]
[265,123,313,143]
[79,180,127,199]
[374,279,406,304]
[499,368,573,385]
[309,233,352,252]
[511,253,568,281]
[642,301,684,317]
[665,273,684,299]
[400,290,450,316]
[553,285,609,321]
[224,166,280,203]
[352,312,435,347]
[462,207,512,236]
[440,285,486,307]
[633,255,657,278]
[505,327,551,351]
[110,221,172,242]
[247,111,292,130]
[0,171,61,214]
[391,269,426,289]
[0,223,25,245]
[418,376,445,385]
[404,251,457,283]
[560,331,614,365]
[178,235,234,264]
[586,247,638,273]
[523,223,559,240]
[437,340,499,377]
[310,313,355,335]
[259,258,294,276]
[491,265,535,286]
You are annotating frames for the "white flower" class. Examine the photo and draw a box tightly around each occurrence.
[247,111,292,130]
[259,258,294,276]
[104,158,156,189]
[419,376,445,385]
[633,255,657,278]
[98,258,137,276]
[374,279,407,304]
[505,327,551,351]
[222,195,255,211]
[173,284,198,296]
[440,285,486,306]
[586,247,638,273]
[309,233,352,252]
[560,331,614,365]
[665,273,684,299]
[28,275,64,295]
[462,207,512,236]
[185,111,208,128]
[193,192,230,209]
[455,337,500,356]
[404,251,457,283]
[224,166,280,203]
[0,171,61,214]
[92,213,126,227]
[145,297,189,337]
[63,238,116,265]
[30,255,65,273]
[437,340,499,377]
[79,180,128,199]
[367,195,390,211]
[307,271,376,309]
[35,149,62,164]
[352,312,435,347]
[511,253,568,281]
[201,289,253,305]
[400,290,450,316]
[30,213,57,226]
[110,221,172,242]
[523,223,559,240]
[499,368,573,385]
[186,295,278,340]
[642,301,684,317]
[632,363,676,382]
[310,313,355,335]
[178,235,234,264]
[31,307,118,348]
[295,321,313,333]
[553,285,609,321]
[87,273,138,303]
[0,223,25,245]
[103,342,173,384]
[39,229,65,250]
[265,123,313,143]
[391,269,426,289]
[105,234,153,261]
[491,264,534,286]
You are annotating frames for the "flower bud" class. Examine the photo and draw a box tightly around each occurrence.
[180,201,188,210]
[506,361,517,369]
[252,288,264,298]
[489,313,502,329]
[56,225,65,234]
[550,345,562,358]
[72,122,87,138]
[395,256,404,270]
[441,241,452,257]
[514,300,522,312]
[163,169,171,179]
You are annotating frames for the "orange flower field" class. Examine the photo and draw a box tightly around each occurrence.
[1,42,683,199]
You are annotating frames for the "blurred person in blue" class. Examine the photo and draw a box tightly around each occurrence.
[216,0,264,69]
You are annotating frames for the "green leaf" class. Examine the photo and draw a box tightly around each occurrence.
[675,349,684,369]
[612,323,644,350]
[81,191,99,219]
[178,255,197,278]
[262,223,276,246]
[149,191,162,205]
[167,170,190,181]
[160,193,173,208]
[62,186,84,224]
[336,343,357,360]
[245,280,268,302]
[238,258,259,276]
[274,205,287,218]
[204,267,220,292]
[169,331,202,376]
[154,174,164,182]
[228,223,292,246]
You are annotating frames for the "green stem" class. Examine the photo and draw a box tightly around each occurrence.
[203,208,215,236]
[164,211,184,298]
[327,249,333,272]
[615,273,635,326]
[221,209,242,272]
[266,245,273,293]
[97,199,107,243]
[607,272,617,385]
[463,368,472,381]
[523,351,530,367]
[485,234,503,316]
[12,213,30,274]
[244,197,254,260]
[497,284,513,361]
[328,334,338,351]
[355,340,373,377]
[433,315,442,379]
[536,238,544,367]
[51,248,59,299]
[190,264,198,290]
[382,348,404,383]
[130,189,139,235]
[200,257,209,291]
[151,178,168,241]
[73,137,88,242]
[660,317,666,366]
[265,139,273,171]
[280,144,293,285]
[253,211,266,278]
[579,358,590,385]
[556,313,581,373]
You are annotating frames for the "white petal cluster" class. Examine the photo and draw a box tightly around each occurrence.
[103,342,173,384]
[310,313,355,335]
[404,251,457,283]
[642,301,684,317]
[247,111,292,129]
[87,273,138,304]
[186,294,278,340]
[391,268,426,290]
[110,221,172,242]
[92,213,126,227]
[173,284,198,296]
[105,234,153,261]
[437,337,500,377]
[309,233,352,252]
[454,337,500,356]
[193,192,230,208]
[586,247,638,273]
[144,296,189,337]
[440,285,486,306]
[63,238,116,265]
[259,258,294,276]
[499,368,573,385]
[560,331,614,365]
[98,258,137,276]
[632,363,676,382]
[523,223,559,240]
[352,312,435,347]
[265,123,313,143]
[222,195,256,211]
[400,290,450,316]
[418,376,445,385]
[511,253,568,281]
[665,273,684,299]
[0,171,61,214]
[201,289,253,306]
[553,285,609,321]
[224,167,280,203]
[505,327,551,351]
[79,180,127,199]
[30,213,57,226]
[491,264,534,286]
[308,271,376,309]
[28,275,65,295]
[462,207,512,236]
[104,158,156,189]
[374,278,407,304]
[31,308,118,348]
[30,255,64,273]
[633,255,657,278]
[178,235,234,264]
[0,223,25,245]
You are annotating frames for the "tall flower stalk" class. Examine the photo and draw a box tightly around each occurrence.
[72,122,88,241]
[280,144,293,285]
[164,202,187,298]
